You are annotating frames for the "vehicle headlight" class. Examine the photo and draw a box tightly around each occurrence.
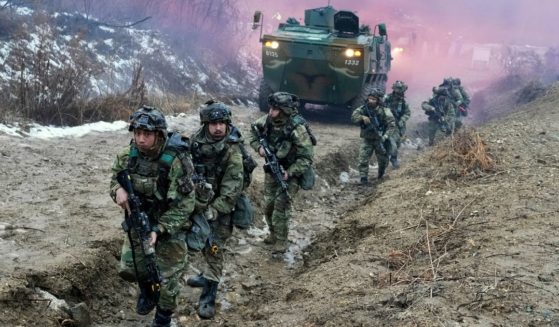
[344,49,361,57]
[265,40,279,49]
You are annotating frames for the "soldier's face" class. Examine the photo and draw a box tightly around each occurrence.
[367,96,378,106]
[269,107,281,118]
[208,121,227,139]
[134,129,157,152]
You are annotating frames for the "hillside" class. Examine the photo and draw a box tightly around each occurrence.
[0,3,259,120]
[227,83,559,326]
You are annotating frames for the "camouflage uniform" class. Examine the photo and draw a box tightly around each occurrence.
[187,101,244,319]
[441,77,470,129]
[384,80,411,168]
[351,89,397,184]
[109,106,195,326]
[421,86,457,145]
[249,92,314,253]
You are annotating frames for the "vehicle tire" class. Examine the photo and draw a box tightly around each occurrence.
[258,79,273,112]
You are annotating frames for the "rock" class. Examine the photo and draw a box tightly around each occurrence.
[69,302,91,327]
[339,171,350,183]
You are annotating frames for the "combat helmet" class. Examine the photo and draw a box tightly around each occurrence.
[433,86,450,97]
[392,80,408,94]
[367,88,385,99]
[199,100,232,124]
[268,92,299,115]
[441,77,453,86]
[128,106,167,132]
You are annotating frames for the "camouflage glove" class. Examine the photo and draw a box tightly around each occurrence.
[362,115,371,125]
[195,182,214,205]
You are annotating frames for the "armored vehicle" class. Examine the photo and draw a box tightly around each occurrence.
[253,6,392,112]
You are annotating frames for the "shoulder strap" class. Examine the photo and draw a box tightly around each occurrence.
[157,132,191,198]
[289,114,317,146]
[127,143,140,170]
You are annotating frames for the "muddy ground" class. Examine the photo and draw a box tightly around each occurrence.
[1,83,559,326]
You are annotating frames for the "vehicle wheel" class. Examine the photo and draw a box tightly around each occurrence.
[258,79,273,112]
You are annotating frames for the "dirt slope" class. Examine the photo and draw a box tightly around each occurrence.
[227,84,559,326]
[1,84,559,326]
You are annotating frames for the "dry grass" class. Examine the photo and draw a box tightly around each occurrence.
[433,128,496,176]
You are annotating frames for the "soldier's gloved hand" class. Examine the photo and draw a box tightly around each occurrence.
[398,121,405,129]
[381,134,389,141]
[196,182,214,204]
[361,115,371,125]
[205,206,218,221]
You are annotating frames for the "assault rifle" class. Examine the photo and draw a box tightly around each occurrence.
[251,125,289,195]
[116,169,161,300]
[362,108,387,153]
[431,105,451,134]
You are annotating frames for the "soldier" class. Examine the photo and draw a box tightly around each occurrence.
[421,86,456,145]
[249,92,314,255]
[351,89,397,185]
[451,77,470,129]
[110,106,196,327]
[383,80,411,169]
[185,100,245,319]
[441,77,470,129]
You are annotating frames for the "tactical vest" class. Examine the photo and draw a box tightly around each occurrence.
[386,95,407,121]
[127,132,193,220]
[261,114,316,190]
[191,126,256,190]
[262,114,316,166]
[360,105,388,139]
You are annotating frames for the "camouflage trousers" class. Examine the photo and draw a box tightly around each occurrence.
[397,125,406,148]
[358,138,389,178]
[263,173,300,245]
[199,216,233,283]
[427,118,455,145]
[118,231,188,311]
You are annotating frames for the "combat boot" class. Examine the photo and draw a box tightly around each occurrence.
[377,166,386,180]
[390,156,400,169]
[360,176,368,185]
[198,280,219,319]
[151,306,172,327]
[263,232,276,245]
[137,281,157,315]
[187,273,209,288]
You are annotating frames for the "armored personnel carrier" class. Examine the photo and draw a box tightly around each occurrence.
[253,6,392,111]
